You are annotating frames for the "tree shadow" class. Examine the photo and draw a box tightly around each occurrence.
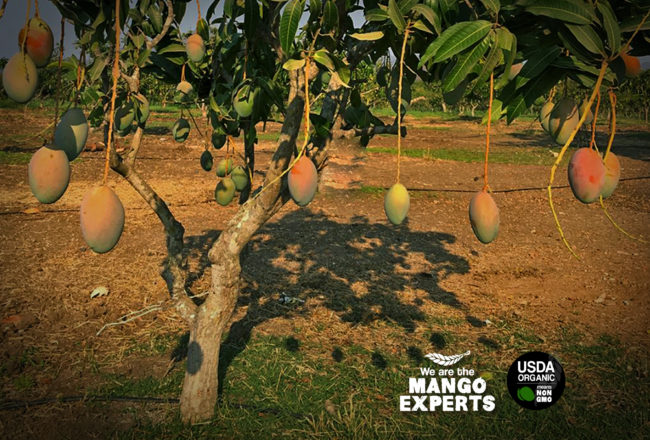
[143,126,171,135]
[506,126,650,161]
[505,127,592,149]
[216,209,470,395]
[182,230,221,294]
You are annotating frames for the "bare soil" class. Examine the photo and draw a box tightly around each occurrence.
[0,108,648,438]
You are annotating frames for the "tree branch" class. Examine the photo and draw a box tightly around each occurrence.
[207,69,305,266]
[337,121,403,140]
[147,0,175,50]
[0,0,9,22]
[109,149,197,323]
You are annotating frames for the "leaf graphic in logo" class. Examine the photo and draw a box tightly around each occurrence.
[424,351,471,366]
[517,386,535,402]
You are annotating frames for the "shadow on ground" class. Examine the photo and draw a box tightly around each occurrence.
[177,209,470,394]
[506,126,650,161]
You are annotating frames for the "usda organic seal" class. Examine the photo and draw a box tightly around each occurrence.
[507,351,565,410]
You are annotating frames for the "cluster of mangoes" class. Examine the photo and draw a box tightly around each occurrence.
[568,147,620,204]
[27,106,124,254]
[114,93,150,136]
[5,15,125,254]
[2,16,53,103]
[212,158,249,206]
[539,97,593,146]
[181,29,318,208]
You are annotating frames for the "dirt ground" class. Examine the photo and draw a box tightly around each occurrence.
[0,108,648,438]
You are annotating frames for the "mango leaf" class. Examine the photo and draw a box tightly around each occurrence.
[350,31,385,41]
[472,33,502,92]
[197,18,210,41]
[621,16,650,33]
[411,20,433,34]
[148,4,162,33]
[411,4,438,33]
[398,0,418,14]
[157,43,186,55]
[518,46,562,81]
[596,1,620,55]
[137,48,152,67]
[507,67,564,123]
[87,56,108,83]
[323,0,338,31]
[206,0,221,21]
[420,20,491,66]
[525,0,595,25]
[494,30,517,90]
[283,58,306,71]
[565,24,605,55]
[442,77,469,105]
[332,56,351,86]
[442,38,490,92]
[388,0,406,33]
[279,0,305,57]
[478,0,499,14]
[313,49,335,70]
[557,26,596,63]
[309,0,321,16]
[365,8,389,22]
[495,26,514,50]
[482,99,503,124]
[129,33,145,49]
[224,0,235,18]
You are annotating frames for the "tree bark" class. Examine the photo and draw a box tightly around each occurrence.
[179,258,240,423]
[178,69,309,424]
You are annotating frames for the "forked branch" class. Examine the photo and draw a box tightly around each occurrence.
[109,150,197,322]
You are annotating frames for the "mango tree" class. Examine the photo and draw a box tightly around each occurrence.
[5,0,646,423]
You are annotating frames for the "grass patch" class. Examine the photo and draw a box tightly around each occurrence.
[97,371,184,398]
[371,108,461,120]
[0,151,32,164]
[111,325,647,439]
[367,146,564,166]
[257,132,280,142]
[358,185,384,195]
[124,332,183,357]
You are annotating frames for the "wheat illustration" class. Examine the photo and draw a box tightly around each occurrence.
[424,351,471,366]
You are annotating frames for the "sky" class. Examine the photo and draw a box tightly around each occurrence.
[1,0,648,69]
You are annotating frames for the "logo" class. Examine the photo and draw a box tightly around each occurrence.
[399,350,495,412]
[507,351,565,410]
[424,350,471,366]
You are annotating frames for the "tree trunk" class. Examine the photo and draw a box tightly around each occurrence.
[177,69,310,424]
[441,101,447,112]
[180,258,240,423]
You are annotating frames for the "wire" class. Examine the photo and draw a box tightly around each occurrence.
[0,395,308,419]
